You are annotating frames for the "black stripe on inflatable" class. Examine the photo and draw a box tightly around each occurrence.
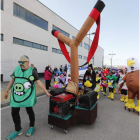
[94,0,105,13]
[51,29,57,36]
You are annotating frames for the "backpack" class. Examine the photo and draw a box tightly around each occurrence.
[66,81,77,94]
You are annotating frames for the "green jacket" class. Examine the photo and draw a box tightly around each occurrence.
[10,66,37,107]
[107,75,118,88]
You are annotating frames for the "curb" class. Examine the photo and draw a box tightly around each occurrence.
[1,90,51,108]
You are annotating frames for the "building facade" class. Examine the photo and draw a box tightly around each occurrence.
[1,0,104,81]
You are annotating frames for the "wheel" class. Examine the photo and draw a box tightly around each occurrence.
[124,106,126,110]
[50,125,54,129]
[133,109,135,112]
[128,108,131,112]
[138,112,139,116]
[64,130,68,134]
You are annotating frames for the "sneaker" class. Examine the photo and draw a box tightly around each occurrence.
[25,126,35,137]
[7,129,22,140]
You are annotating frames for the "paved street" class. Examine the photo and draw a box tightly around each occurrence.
[1,92,139,140]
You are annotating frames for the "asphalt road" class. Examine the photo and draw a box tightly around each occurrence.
[1,92,139,140]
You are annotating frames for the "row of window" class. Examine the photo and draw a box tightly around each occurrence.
[13,37,48,51]
[1,35,93,60]
[14,3,48,30]
[52,48,63,54]
[52,49,90,60]
[13,3,91,50]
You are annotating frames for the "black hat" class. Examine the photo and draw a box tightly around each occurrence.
[88,64,93,70]
[88,64,92,67]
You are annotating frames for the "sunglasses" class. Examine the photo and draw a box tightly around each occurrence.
[18,61,27,64]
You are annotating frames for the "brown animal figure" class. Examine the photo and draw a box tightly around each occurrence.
[119,57,139,114]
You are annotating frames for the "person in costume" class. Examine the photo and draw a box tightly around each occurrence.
[58,73,66,88]
[107,71,117,100]
[82,64,96,93]
[118,70,128,102]
[4,55,51,140]
[94,73,101,99]
[94,67,98,74]
[101,70,108,96]
[119,57,139,113]
[54,73,60,88]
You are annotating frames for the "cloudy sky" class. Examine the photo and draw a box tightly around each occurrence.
[39,0,139,66]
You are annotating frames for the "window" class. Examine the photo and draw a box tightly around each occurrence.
[53,25,69,37]
[13,38,24,45]
[79,42,82,47]
[83,56,87,60]
[33,43,40,49]
[52,48,63,54]
[24,41,32,47]
[84,43,90,50]
[1,34,3,41]
[78,55,82,59]
[1,0,3,10]
[13,3,48,30]
[72,36,82,47]
[44,46,47,50]
[13,37,48,51]
[52,48,57,53]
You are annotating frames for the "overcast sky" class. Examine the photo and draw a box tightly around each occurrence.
[39,0,139,66]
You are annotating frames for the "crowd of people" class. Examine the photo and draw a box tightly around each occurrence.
[44,63,128,103]
[44,64,68,90]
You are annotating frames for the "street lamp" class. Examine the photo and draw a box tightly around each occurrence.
[87,30,95,65]
[109,52,116,68]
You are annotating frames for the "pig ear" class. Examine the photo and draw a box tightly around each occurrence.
[28,76,34,81]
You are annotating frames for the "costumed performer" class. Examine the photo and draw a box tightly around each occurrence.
[54,72,60,88]
[101,70,108,96]
[94,73,101,99]
[82,64,96,93]
[119,57,139,113]
[107,70,118,100]
[118,70,128,102]
[4,55,51,140]
[58,73,66,88]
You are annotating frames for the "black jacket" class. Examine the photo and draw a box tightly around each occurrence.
[82,70,96,90]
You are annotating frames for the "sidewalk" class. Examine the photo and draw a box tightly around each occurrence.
[1,77,54,105]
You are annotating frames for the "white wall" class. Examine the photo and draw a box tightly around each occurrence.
[1,0,104,81]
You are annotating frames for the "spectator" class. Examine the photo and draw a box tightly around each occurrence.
[53,67,58,74]
[59,65,63,72]
[31,64,37,73]
[48,65,53,74]
[44,66,52,90]
[48,65,53,87]
[64,64,67,72]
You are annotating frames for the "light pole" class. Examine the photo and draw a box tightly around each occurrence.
[87,30,95,65]
[109,52,116,68]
